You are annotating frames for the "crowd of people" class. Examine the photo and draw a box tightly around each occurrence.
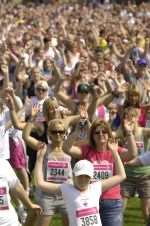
[0,0,150,226]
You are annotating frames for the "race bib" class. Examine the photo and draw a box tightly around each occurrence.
[76,207,99,226]
[136,141,144,155]
[0,187,9,210]
[93,163,113,181]
[46,161,69,183]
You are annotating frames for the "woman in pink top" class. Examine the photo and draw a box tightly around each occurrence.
[63,119,137,226]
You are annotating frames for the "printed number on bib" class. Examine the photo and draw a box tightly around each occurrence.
[94,171,109,180]
[76,207,99,226]
[46,161,69,182]
[0,187,9,210]
[93,163,113,181]
[50,168,65,176]
[81,215,98,226]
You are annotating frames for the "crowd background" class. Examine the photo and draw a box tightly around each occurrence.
[0,0,150,226]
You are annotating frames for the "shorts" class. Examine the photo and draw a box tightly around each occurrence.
[9,137,27,169]
[121,176,150,198]
[35,191,67,216]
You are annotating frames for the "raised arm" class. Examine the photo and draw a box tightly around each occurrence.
[22,121,41,150]
[119,119,138,161]
[5,94,26,130]
[101,140,126,192]
[63,129,82,159]
[34,145,61,194]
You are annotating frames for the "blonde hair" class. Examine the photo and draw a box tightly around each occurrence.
[48,119,65,133]
[43,97,59,120]
[35,80,49,90]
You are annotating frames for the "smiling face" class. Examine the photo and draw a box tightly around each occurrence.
[93,125,109,146]
[89,120,112,149]
[48,120,66,144]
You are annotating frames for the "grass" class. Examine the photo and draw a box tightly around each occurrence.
[124,197,145,226]
[49,197,145,226]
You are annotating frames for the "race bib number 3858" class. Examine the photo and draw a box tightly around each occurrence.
[76,207,100,226]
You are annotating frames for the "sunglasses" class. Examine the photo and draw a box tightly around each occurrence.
[94,129,108,135]
[50,130,65,135]
[36,87,48,92]
[78,90,89,94]
[110,110,117,114]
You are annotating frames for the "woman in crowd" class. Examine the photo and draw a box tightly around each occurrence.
[34,135,126,226]
[24,119,72,226]
[0,158,41,226]
[63,118,137,226]
[116,107,150,223]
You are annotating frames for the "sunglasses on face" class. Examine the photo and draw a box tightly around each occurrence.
[36,87,48,92]
[110,110,117,114]
[94,129,108,135]
[50,130,65,135]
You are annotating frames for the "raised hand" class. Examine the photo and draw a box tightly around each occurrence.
[1,63,8,75]
[31,104,40,119]
[108,138,118,152]
[36,143,47,159]
[79,103,88,119]
[123,118,133,134]
[5,94,15,110]
[5,87,15,97]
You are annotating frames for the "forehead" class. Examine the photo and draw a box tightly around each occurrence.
[95,125,105,130]
[49,123,65,131]
[48,101,59,109]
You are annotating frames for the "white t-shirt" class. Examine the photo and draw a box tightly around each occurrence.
[25,96,48,122]
[0,107,10,159]
[60,182,102,226]
[0,159,21,226]
[139,152,150,166]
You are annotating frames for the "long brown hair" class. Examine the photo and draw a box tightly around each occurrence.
[89,119,113,149]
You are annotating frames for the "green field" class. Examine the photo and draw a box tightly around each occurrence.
[124,198,145,226]
[50,198,145,226]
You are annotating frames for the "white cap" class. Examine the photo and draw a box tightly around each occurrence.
[73,160,94,178]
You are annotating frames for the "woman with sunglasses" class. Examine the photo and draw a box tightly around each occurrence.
[24,119,72,226]
[34,139,126,226]
[63,118,137,226]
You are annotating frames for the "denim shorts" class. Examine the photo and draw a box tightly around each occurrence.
[99,199,123,226]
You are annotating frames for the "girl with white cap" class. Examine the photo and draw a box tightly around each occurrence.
[34,138,126,226]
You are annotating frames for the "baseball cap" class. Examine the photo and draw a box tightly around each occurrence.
[77,83,90,93]
[73,160,94,178]
[137,58,148,66]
